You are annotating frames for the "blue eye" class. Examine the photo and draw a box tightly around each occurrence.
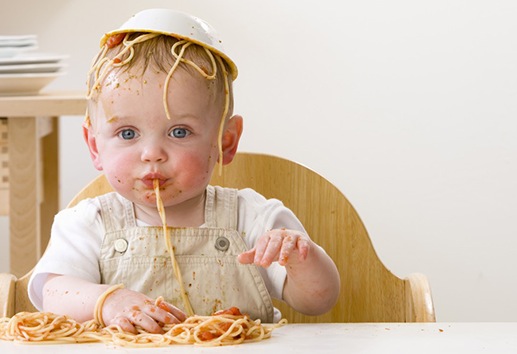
[119,129,137,140]
[171,128,190,138]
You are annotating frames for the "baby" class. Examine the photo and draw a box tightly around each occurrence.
[28,9,340,334]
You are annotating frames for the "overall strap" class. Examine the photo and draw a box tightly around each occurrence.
[98,192,137,233]
[204,185,238,229]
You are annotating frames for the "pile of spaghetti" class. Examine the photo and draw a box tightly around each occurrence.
[0,307,286,347]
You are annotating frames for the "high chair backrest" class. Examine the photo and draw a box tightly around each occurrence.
[1,152,435,322]
[210,153,435,322]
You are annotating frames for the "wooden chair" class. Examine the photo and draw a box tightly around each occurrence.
[0,152,435,322]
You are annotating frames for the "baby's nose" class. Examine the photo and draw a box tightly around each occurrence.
[141,144,168,162]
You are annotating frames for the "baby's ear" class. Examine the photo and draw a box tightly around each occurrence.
[221,115,243,165]
[83,122,103,171]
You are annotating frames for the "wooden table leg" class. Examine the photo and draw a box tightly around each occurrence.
[8,117,41,277]
[39,117,59,254]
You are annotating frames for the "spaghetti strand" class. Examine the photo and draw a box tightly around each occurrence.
[153,179,195,316]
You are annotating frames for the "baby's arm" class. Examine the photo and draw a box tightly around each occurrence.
[238,229,340,315]
[42,274,186,333]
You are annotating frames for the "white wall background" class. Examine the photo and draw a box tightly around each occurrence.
[1,0,516,322]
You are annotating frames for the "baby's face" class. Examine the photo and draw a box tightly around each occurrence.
[87,66,223,215]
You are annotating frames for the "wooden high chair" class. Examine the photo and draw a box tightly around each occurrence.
[0,152,435,322]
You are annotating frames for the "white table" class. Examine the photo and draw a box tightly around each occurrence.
[0,322,516,353]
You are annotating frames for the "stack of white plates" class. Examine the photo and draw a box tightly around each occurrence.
[0,35,68,96]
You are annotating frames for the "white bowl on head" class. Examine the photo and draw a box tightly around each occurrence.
[100,8,238,80]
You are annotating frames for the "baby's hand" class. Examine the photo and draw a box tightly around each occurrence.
[101,288,187,334]
[238,228,310,267]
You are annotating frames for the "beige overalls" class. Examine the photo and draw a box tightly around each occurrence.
[97,185,275,322]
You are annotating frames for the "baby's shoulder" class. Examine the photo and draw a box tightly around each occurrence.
[56,192,118,225]
[236,187,286,215]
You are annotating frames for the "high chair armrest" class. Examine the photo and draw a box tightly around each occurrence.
[0,273,17,318]
[405,273,436,322]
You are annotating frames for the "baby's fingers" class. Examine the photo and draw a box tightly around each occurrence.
[110,308,165,334]
[279,233,310,265]
[155,299,187,322]
[279,235,296,266]
[296,238,310,261]
[128,311,164,334]
[257,233,283,267]
[237,249,256,264]
[111,316,137,334]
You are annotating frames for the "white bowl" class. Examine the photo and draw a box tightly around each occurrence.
[0,72,65,96]
[100,8,237,79]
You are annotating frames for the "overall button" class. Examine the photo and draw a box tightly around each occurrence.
[215,236,230,252]
[114,239,128,253]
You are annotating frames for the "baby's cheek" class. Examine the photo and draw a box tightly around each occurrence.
[104,155,134,185]
[183,154,214,183]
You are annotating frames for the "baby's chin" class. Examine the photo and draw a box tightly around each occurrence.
[113,187,158,207]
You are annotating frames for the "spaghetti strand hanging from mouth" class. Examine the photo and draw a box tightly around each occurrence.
[153,179,195,316]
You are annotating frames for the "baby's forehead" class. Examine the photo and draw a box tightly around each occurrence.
[92,67,222,114]
[103,63,218,93]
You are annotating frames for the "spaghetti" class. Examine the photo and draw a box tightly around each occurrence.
[0,309,286,347]
[0,312,100,344]
[153,179,194,316]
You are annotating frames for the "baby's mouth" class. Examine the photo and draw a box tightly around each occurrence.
[142,173,166,189]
